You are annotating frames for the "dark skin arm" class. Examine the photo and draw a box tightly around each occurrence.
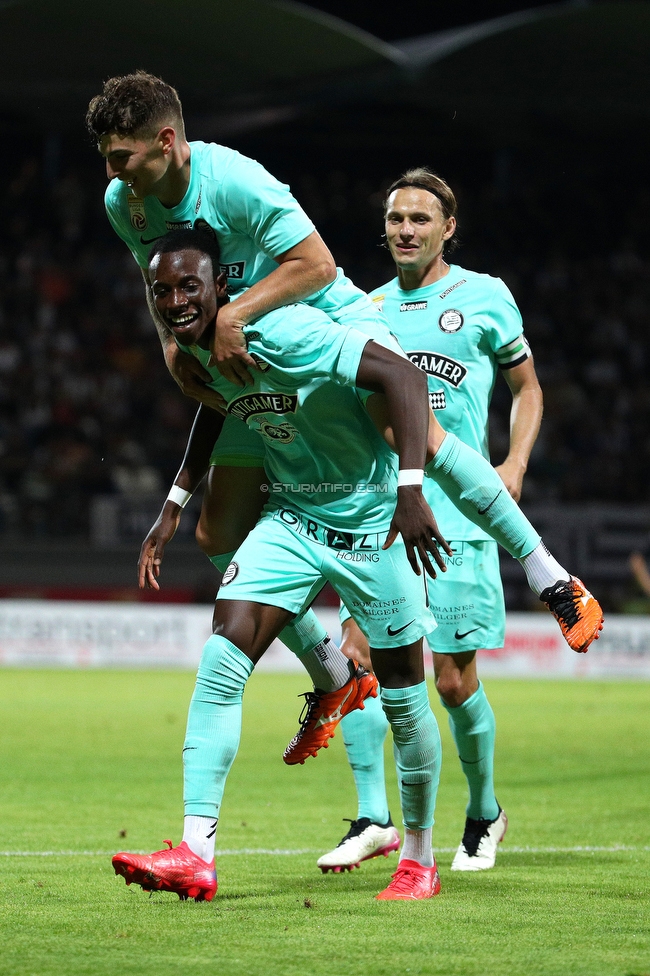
[356,341,453,577]
[138,405,225,589]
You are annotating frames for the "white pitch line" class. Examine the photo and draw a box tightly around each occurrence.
[0,845,648,857]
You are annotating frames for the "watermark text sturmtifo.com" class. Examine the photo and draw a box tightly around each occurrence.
[261,483,389,494]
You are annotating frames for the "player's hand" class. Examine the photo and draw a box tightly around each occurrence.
[209,303,258,387]
[383,486,453,578]
[494,458,526,501]
[138,504,182,589]
[165,344,228,414]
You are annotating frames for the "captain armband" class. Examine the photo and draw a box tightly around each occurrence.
[495,334,531,370]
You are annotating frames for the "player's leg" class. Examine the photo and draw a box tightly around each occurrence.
[430,540,507,870]
[112,595,294,902]
[197,456,353,696]
[367,395,603,650]
[424,424,603,649]
[324,535,442,899]
[317,611,395,874]
[371,640,441,900]
[113,516,325,901]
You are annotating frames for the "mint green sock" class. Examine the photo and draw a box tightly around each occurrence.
[340,692,390,824]
[209,552,336,676]
[426,432,540,559]
[442,682,499,821]
[183,635,253,818]
[380,682,441,831]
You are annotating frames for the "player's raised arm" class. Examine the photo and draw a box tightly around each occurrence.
[355,341,453,577]
[138,405,224,589]
[211,231,337,386]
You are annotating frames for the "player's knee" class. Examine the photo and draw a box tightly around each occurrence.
[435,669,467,707]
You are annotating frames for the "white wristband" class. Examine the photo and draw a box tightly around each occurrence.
[167,485,193,508]
[398,468,424,487]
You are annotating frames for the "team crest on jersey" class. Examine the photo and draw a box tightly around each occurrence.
[228,392,299,423]
[371,294,385,312]
[127,195,147,231]
[408,351,467,388]
[221,561,239,585]
[439,309,464,333]
[254,420,299,443]
[400,300,428,312]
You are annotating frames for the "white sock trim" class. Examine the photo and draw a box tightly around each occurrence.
[400,827,434,868]
[183,815,217,862]
[518,541,571,597]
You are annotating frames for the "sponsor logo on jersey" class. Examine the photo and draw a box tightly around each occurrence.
[219,261,246,280]
[166,220,193,230]
[371,294,385,312]
[140,234,162,246]
[439,309,464,333]
[439,278,467,299]
[400,300,428,312]
[195,185,202,214]
[275,509,382,552]
[254,420,299,443]
[408,352,467,387]
[127,194,147,231]
[228,392,299,423]
[221,561,239,585]
[429,389,447,411]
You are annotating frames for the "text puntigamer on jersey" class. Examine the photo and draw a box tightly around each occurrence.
[408,352,467,388]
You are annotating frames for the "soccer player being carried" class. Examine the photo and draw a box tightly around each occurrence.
[316,168,599,876]
[112,230,602,902]
[86,70,405,745]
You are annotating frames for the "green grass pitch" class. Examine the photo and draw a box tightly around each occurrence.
[0,670,648,976]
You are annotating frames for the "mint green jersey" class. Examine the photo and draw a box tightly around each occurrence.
[179,304,401,534]
[370,266,529,541]
[105,141,368,316]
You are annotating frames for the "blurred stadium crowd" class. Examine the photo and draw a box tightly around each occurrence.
[1,145,649,539]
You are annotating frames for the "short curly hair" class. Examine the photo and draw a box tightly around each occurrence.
[385,167,459,255]
[86,70,185,141]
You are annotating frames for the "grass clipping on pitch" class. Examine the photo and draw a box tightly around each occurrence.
[0,670,648,976]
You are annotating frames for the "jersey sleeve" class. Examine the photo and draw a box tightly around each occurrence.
[104,183,147,268]
[244,307,372,389]
[218,157,315,259]
[485,278,531,370]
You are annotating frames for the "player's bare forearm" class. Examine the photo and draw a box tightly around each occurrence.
[356,342,452,575]
[174,405,225,494]
[139,406,225,590]
[496,359,543,499]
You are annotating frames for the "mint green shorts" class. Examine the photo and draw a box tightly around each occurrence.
[209,414,266,468]
[340,539,505,653]
[216,506,437,649]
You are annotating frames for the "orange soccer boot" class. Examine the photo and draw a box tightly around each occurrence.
[283,661,378,765]
[540,576,604,652]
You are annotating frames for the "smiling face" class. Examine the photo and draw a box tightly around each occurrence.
[385,187,456,278]
[150,249,222,347]
[99,127,175,197]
